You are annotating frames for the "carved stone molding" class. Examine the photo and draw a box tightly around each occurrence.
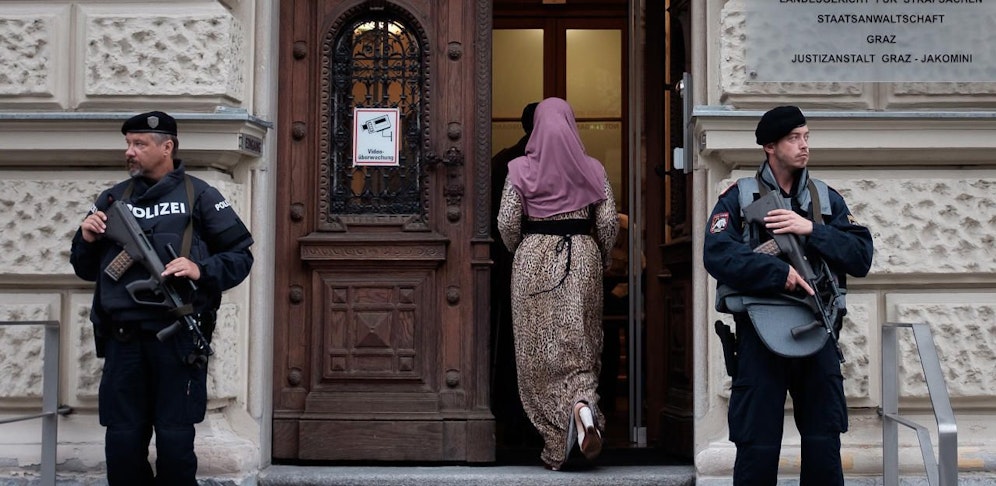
[695,108,996,167]
[0,111,270,167]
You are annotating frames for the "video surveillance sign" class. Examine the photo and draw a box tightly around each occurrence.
[353,108,400,166]
[745,0,996,82]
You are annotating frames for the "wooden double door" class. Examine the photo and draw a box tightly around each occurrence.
[273,0,494,462]
[272,0,696,463]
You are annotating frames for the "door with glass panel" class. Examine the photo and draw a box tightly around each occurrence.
[274,0,493,462]
[490,9,633,451]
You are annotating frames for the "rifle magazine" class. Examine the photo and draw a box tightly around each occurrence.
[104,250,134,281]
[752,239,781,256]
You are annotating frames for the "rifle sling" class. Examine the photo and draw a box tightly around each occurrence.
[181,176,194,257]
[121,175,195,258]
[807,180,823,226]
[754,174,823,225]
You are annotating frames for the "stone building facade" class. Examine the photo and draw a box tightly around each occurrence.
[0,0,276,482]
[693,1,996,483]
[0,0,992,484]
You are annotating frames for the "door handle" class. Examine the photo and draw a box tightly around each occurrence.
[425,146,465,222]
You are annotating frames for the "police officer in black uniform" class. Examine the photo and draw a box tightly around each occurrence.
[703,106,873,485]
[70,111,254,485]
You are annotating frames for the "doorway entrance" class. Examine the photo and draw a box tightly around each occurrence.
[489,0,694,461]
[489,0,629,455]
[269,0,693,464]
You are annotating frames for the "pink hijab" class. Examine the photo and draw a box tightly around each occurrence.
[507,97,608,218]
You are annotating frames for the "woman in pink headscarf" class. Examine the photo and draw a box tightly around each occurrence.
[497,97,619,470]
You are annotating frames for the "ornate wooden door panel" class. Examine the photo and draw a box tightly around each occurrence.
[274,0,493,462]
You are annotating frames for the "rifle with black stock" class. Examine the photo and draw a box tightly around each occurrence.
[742,190,846,363]
[101,200,213,366]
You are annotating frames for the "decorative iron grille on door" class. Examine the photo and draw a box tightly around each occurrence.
[321,7,431,231]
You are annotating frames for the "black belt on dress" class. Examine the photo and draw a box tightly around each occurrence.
[521,218,593,296]
[522,218,592,236]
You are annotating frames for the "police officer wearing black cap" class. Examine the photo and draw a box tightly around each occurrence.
[703,106,873,485]
[70,111,254,485]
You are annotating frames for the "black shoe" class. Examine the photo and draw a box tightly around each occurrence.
[564,406,578,462]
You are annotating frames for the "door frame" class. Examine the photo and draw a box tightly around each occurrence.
[493,0,655,447]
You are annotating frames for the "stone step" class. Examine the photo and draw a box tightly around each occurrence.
[0,465,695,486]
[258,464,697,486]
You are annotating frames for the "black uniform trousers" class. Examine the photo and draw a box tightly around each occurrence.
[729,313,847,486]
[99,326,207,486]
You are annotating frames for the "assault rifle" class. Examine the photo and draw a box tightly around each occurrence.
[743,190,846,363]
[102,200,213,365]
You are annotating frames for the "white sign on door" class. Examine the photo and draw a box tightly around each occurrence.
[353,108,401,166]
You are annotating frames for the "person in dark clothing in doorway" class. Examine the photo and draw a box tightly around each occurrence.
[490,102,539,448]
[70,111,254,485]
[704,106,873,485]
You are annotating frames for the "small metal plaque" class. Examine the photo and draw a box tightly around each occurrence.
[239,133,263,156]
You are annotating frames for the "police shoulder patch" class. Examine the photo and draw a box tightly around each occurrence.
[710,212,730,234]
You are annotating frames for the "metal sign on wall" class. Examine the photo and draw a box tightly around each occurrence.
[353,108,400,166]
[745,1,996,82]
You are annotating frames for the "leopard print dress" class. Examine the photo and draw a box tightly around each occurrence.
[497,178,619,468]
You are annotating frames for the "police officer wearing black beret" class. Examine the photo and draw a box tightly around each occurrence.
[70,111,254,485]
[704,106,873,485]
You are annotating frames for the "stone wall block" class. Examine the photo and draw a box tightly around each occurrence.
[821,175,996,275]
[840,295,875,403]
[0,300,58,400]
[0,177,118,276]
[0,5,70,107]
[0,15,52,95]
[0,174,238,278]
[71,296,101,402]
[193,176,247,218]
[80,4,246,103]
[67,280,247,406]
[65,298,247,405]
[894,302,996,400]
[710,295,877,405]
[207,302,240,400]
[715,171,996,274]
[887,83,996,109]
